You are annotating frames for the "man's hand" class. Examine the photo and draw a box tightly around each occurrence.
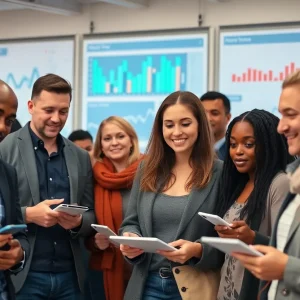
[158,239,202,264]
[0,234,12,249]
[232,245,289,280]
[57,212,82,230]
[0,239,23,270]
[25,199,64,227]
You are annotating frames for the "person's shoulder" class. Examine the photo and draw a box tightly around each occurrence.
[270,171,289,190]
[213,159,223,174]
[0,159,16,176]
[63,137,89,158]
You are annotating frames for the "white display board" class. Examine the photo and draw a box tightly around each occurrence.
[0,38,74,137]
[219,26,300,118]
[82,31,209,151]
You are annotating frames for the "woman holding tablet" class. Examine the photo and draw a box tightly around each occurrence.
[205,110,292,300]
[86,116,143,300]
[119,91,222,300]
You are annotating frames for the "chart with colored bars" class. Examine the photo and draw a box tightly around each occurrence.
[82,33,208,150]
[219,28,300,118]
[88,54,187,96]
[0,40,74,137]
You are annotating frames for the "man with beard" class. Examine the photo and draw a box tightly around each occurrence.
[0,74,95,300]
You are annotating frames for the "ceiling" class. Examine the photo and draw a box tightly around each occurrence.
[0,0,149,15]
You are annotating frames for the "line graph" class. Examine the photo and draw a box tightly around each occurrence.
[87,101,156,151]
[6,67,40,89]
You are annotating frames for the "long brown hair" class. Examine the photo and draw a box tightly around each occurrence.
[140,91,215,192]
[93,116,140,167]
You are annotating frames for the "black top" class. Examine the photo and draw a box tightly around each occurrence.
[28,125,73,273]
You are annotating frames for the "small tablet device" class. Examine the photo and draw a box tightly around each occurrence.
[91,224,117,237]
[53,204,89,216]
[198,212,232,227]
[0,224,27,235]
[200,237,263,257]
[109,236,177,253]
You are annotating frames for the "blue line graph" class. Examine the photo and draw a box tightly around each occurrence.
[87,101,156,151]
[6,67,40,89]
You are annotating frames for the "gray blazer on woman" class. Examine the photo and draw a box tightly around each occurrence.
[119,160,223,300]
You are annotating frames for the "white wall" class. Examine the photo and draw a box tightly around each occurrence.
[0,0,299,129]
[0,0,299,39]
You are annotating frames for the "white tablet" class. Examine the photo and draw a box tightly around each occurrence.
[91,224,117,237]
[200,237,263,257]
[109,236,177,253]
[53,204,89,216]
[198,212,232,227]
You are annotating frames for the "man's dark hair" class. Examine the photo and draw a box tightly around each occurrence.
[68,130,93,143]
[31,73,72,101]
[200,91,231,114]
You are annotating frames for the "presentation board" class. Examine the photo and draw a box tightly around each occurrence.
[82,30,209,150]
[0,38,74,137]
[219,26,300,118]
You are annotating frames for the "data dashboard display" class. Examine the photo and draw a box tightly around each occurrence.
[82,32,208,150]
[0,39,74,137]
[219,27,300,118]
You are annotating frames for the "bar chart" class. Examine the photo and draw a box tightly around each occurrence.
[231,62,298,83]
[88,54,187,96]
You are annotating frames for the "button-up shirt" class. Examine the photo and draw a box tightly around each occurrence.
[28,126,73,272]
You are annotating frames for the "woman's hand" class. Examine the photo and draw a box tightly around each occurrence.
[215,220,255,245]
[120,232,144,259]
[94,233,110,250]
[157,239,202,264]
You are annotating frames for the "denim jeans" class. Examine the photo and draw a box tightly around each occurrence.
[142,272,182,300]
[16,271,81,300]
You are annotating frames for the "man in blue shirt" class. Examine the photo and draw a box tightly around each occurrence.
[0,74,95,300]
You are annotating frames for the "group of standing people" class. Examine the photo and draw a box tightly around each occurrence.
[0,70,299,300]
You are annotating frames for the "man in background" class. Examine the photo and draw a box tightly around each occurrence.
[0,80,30,299]
[0,74,95,299]
[68,129,93,153]
[200,91,231,160]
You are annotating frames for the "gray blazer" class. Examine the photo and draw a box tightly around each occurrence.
[119,160,223,300]
[260,193,300,300]
[0,124,95,293]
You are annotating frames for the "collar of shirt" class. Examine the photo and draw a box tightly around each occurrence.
[214,136,226,151]
[28,123,65,153]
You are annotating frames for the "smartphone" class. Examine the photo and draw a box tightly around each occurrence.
[198,212,232,227]
[0,224,27,235]
[91,224,117,237]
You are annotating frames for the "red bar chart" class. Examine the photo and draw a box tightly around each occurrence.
[231,62,297,83]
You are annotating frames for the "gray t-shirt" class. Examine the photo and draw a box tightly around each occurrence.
[149,193,189,271]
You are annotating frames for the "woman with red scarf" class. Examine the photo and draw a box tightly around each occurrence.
[86,116,143,300]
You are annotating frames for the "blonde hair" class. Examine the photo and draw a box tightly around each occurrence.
[93,116,140,166]
[282,70,300,89]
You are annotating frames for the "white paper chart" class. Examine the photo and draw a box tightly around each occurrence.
[0,39,74,137]
[219,27,300,118]
[82,32,208,151]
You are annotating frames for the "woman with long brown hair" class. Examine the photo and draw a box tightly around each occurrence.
[86,116,143,300]
[119,91,222,300]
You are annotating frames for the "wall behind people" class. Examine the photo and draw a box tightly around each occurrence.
[0,0,299,39]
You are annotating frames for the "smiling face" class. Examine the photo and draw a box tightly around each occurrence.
[277,85,300,156]
[28,90,70,142]
[162,103,198,159]
[101,122,132,165]
[229,121,256,176]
